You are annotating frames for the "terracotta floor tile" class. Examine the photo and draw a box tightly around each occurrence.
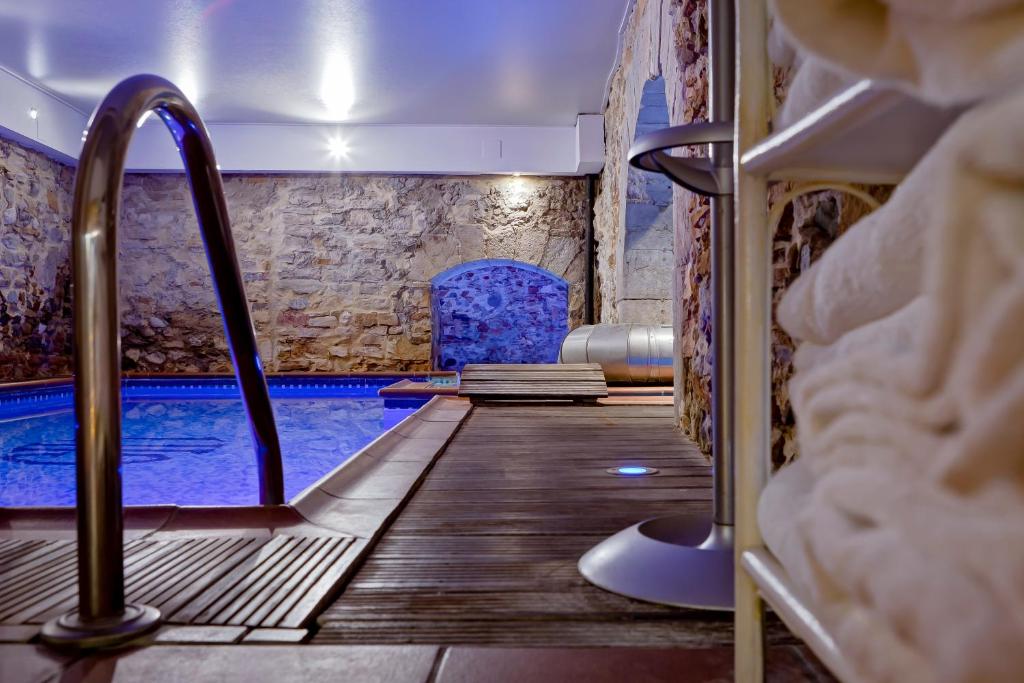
[0,625,41,643]
[241,628,309,643]
[61,645,439,683]
[436,647,731,683]
[0,644,71,683]
[154,625,247,644]
[435,646,829,683]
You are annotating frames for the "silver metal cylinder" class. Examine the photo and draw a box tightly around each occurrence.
[709,0,736,527]
[560,324,673,383]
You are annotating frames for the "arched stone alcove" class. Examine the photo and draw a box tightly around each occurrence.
[430,259,569,371]
[619,76,674,324]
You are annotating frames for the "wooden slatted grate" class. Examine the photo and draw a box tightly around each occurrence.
[457,363,608,404]
[0,534,355,629]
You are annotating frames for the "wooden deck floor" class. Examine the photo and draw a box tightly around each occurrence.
[316,404,807,654]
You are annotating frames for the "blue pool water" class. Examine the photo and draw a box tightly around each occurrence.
[0,378,424,507]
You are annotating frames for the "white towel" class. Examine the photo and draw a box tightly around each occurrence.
[771,0,1024,105]
[800,469,1024,683]
[761,88,1024,682]
[774,57,858,129]
[776,172,929,349]
[791,295,924,374]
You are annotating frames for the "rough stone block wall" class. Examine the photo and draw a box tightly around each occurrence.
[116,173,585,374]
[0,139,74,380]
[595,0,714,451]
[621,76,675,324]
[0,133,586,378]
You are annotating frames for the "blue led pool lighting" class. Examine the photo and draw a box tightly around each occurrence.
[607,465,659,476]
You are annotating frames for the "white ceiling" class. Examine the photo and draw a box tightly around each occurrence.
[0,0,630,126]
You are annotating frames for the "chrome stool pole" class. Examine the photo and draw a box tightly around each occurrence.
[579,0,738,610]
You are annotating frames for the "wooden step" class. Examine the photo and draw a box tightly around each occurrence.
[458,363,608,404]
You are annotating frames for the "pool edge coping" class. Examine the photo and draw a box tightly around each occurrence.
[0,396,471,537]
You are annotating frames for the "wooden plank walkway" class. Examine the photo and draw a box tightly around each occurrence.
[458,364,608,404]
[318,404,765,647]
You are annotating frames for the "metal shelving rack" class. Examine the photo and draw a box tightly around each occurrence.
[731,3,963,681]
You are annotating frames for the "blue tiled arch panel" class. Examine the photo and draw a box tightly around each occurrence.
[430,259,569,372]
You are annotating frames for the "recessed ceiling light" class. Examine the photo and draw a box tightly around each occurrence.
[327,136,349,157]
[28,108,38,120]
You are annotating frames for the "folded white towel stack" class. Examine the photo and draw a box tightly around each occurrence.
[771,0,1024,105]
[761,85,1024,683]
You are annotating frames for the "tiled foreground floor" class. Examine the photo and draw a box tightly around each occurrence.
[2,643,832,682]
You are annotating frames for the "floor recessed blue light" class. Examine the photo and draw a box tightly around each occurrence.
[607,466,659,476]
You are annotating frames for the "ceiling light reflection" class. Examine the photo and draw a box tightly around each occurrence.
[175,74,200,105]
[320,53,355,120]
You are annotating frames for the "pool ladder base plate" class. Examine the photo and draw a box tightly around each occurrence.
[41,603,161,651]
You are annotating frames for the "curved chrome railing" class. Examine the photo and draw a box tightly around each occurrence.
[42,74,284,649]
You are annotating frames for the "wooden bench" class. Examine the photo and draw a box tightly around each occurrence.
[458,363,608,405]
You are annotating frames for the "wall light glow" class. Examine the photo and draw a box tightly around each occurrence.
[505,175,531,200]
[27,108,38,120]
[320,53,355,120]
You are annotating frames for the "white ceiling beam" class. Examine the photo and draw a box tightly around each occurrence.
[0,67,87,164]
[124,118,603,175]
[575,114,605,174]
[0,67,604,175]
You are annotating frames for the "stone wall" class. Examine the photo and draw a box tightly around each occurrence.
[0,138,74,381]
[596,0,713,450]
[0,131,586,378]
[117,173,586,373]
[620,76,675,324]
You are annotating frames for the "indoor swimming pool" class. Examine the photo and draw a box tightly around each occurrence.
[0,377,424,507]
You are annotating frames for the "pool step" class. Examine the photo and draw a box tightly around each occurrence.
[0,534,358,629]
[458,363,608,404]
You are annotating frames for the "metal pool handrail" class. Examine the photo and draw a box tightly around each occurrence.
[42,74,284,650]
